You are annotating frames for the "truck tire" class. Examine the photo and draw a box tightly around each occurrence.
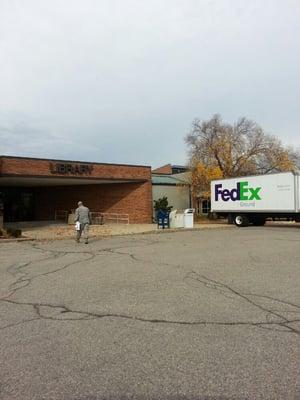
[234,214,249,227]
[252,217,266,226]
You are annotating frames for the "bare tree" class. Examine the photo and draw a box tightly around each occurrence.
[186,114,299,178]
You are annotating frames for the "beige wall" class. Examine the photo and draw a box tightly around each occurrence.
[152,185,190,216]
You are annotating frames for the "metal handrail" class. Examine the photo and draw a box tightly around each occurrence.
[54,210,68,222]
[90,212,129,225]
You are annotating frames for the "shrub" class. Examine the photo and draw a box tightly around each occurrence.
[5,228,22,238]
[153,196,173,212]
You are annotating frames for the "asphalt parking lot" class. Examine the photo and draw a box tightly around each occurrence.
[0,226,299,400]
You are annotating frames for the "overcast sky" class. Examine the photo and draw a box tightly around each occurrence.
[0,0,299,167]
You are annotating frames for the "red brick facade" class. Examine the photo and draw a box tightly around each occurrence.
[0,156,152,224]
[34,182,152,223]
[0,156,151,181]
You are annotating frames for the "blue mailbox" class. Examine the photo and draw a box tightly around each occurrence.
[157,209,170,229]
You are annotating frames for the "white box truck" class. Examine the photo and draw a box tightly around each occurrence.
[211,171,300,227]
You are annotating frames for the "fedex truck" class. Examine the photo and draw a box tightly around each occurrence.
[211,171,300,227]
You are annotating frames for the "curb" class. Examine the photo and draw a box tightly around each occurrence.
[130,225,233,236]
[0,224,233,243]
[86,226,232,241]
[0,238,35,244]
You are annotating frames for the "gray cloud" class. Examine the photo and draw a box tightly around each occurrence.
[0,0,299,167]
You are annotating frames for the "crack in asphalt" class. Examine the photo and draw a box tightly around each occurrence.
[2,297,300,332]
[1,239,161,303]
[184,272,292,322]
[4,248,97,300]
[0,239,299,335]
[183,271,300,335]
[5,250,63,299]
[0,317,40,332]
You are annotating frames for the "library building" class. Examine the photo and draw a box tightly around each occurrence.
[0,156,152,225]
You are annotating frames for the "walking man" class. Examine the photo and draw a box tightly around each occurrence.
[75,201,92,244]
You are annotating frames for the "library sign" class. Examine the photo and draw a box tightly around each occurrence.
[49,162,94,175]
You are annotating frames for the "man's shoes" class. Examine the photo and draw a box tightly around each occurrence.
[76,239,80,243]
[85,240,88,244]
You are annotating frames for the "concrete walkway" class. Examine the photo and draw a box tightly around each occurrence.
[4,220,231,240]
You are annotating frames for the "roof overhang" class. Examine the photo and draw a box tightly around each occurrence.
[0,175,146,187]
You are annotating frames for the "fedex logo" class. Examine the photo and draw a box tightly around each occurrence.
[214,181,262,202]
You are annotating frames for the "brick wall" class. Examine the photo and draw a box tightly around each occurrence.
[0,156,150,181]
[34,182,152,223]
[0,156,153,224]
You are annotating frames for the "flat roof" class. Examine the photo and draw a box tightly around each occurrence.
[152,174,189,185]
[0,155,151,169]
[0,176,145,187]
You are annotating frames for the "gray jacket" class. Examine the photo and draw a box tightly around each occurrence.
[75,206,92,224]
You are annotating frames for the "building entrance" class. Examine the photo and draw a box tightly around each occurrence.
[0,188,35,222]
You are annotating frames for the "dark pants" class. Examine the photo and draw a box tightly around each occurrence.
[76,223,89,242]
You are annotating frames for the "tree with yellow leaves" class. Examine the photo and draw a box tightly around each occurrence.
[186,114,299,198]
[191,163,223,199]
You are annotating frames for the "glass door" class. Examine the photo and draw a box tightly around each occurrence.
[1,188,35,222]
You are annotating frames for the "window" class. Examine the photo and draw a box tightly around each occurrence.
[201,199,211,214]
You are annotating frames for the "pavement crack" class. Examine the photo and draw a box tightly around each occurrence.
[1,240,299,335]
[2,243,99,301]
[4,250,63,299]
[0,317,39,332]
[184,271,300,335]
[1,297,299,335]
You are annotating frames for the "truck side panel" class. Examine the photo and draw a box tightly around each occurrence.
[211,172,296,213]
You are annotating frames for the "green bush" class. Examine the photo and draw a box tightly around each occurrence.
[153,196,173,212]
[5,228,22,238]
